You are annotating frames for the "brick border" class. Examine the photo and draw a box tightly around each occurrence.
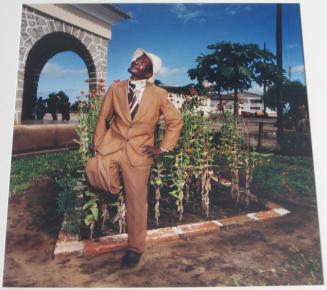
[54,198,290,257]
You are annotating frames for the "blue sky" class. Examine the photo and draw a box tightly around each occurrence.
[37,3,305,103]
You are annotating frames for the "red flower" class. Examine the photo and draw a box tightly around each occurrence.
[90,90,97,98]
[98,83,105,92]
[185,148,193,154]
[80,90,85,95]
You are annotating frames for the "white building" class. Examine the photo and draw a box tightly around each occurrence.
[165,87,276,117]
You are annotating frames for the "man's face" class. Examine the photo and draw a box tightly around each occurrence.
[128,54,153,80]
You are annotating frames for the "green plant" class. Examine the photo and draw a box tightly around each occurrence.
[112,190,127,234]
[55,81,127,237]
[140,95,217,222]
[218,112,244,205]
[217,112,263,207]
[279,129,312,156]
[56,175,83,235]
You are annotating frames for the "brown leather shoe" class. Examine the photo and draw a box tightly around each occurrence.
[121,250,142,268]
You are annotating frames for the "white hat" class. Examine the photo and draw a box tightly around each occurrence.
[131,48,162,84]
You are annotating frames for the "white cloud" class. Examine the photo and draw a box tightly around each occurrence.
[171,4,206,23]
[244,6,253,12]
[225,6,238,16]
[158,66,188,77]
[161,80,191,87]
[42,62,87,77]
[247,82,264,96]
[292,64,305,74]
[224,5,252,16]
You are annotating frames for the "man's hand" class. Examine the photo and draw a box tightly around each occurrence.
[140,145,165,158]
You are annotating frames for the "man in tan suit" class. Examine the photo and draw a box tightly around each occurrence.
[85,48,183,268]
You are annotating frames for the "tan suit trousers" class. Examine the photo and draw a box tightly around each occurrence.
[86,147,151,254]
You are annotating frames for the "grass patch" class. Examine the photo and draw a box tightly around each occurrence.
[252,154,316,200]
[214,153,316,200]
[9,150,81,195]
[10,151,317,201]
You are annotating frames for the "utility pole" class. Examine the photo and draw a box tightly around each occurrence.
[276,3,283,145]
[263,42,267,116]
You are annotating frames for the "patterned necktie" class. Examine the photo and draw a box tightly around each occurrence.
[128,82,139,119]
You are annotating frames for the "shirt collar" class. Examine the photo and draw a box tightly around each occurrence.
[129,78,147,86]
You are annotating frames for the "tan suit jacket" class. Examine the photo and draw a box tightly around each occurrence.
[93,80,183,166]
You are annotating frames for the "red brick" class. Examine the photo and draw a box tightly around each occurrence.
[220,215,252,226]
[53,199,290,257]
[146,227,180,244]
[84,239,127,256]
[255,210,280,220]
[179,221,219,238]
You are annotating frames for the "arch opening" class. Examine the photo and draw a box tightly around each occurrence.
[22,32,96,120]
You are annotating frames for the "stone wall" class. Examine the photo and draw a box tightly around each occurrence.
[16,5,109,123]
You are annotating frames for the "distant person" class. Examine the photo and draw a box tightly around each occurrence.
[47,95,60,120]
[35,97,47,120]
[61,99,71,121]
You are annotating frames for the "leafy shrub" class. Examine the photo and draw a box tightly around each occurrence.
[279,129,312,156]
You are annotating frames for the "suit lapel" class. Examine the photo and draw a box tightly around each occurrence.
[132,82,153,122]
[118,80,132,122]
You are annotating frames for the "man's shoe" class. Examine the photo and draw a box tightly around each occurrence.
[121,250,142,268]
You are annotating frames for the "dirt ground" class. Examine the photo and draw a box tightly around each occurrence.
[2,177,324,287]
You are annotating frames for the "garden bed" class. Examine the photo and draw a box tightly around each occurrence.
[9,150,315,259]
[3,175,322,287]
[54,180,290,257]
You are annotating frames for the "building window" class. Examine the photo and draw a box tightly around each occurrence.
[250,99,263,104]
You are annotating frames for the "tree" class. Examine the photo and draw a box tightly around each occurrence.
[188,41,278,117]
[188,51,226,115]
[253,43,284,115]
[265,80,307,115]
[154,79,164,86]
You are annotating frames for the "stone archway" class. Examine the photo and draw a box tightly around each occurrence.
[15,4,129,123]
[22,32,97,120]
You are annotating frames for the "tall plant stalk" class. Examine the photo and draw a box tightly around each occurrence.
[113,191,126,234]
